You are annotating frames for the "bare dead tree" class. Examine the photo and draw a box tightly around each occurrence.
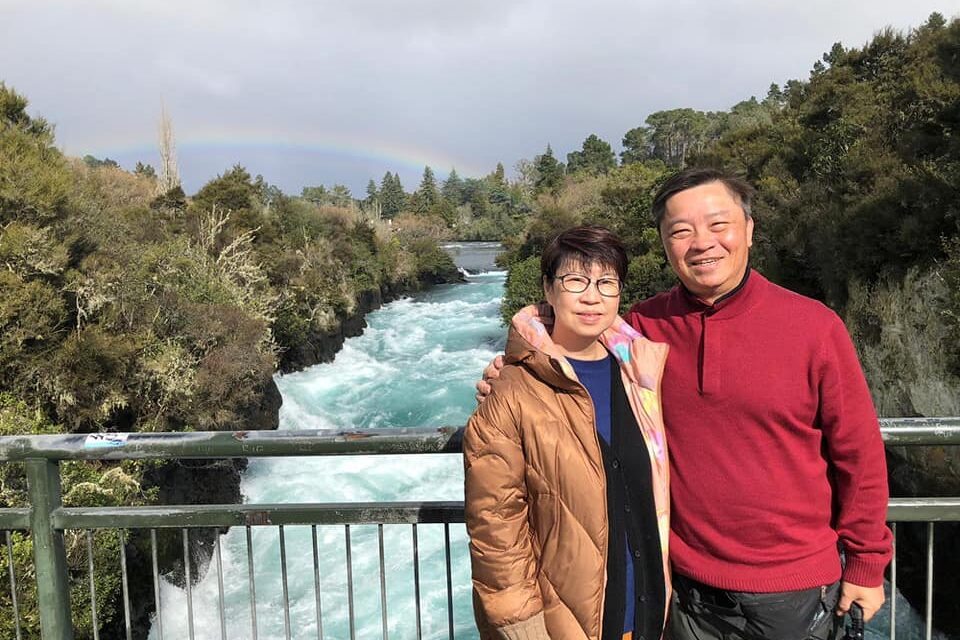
[157,105,181,195]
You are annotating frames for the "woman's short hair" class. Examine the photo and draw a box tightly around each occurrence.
[540,225,628,283]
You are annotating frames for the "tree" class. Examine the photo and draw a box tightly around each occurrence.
[411,166,439,213]
[82,155,119,169]
[379,172,406,218]
[533,144,564,195]
[491,162,507,188]
[365,179,378,204]
[157,105,180,196]
[330,184,352,208]
[301,185,328,205]
[621,127,652,165]
[442,168,464,204]
[566,134,616,175]
[193,165,257,212]
[134,162,157,179]
[0,83,71,226]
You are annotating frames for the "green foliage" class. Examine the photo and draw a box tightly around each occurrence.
[134,161,156,179]
[410,166,439,213]
[0,85,73,226]
[566,134,616,175]
[82,154,119,169]
[192,164,257,213]
[442,168,464,204]
[533,144,565,195]
[379,171,407,218]
[500,255,543,325]
[620,243,676,313]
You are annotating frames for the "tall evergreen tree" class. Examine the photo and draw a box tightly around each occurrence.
[365,179,378,204]
[411,165,439,213]
[533,144,564,195]
[442,167,464,204]
[380,171,406,218]
[492,162,507,187]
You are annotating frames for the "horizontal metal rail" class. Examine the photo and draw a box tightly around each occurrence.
[887,497,960,521]
[51,502,465,529]
[0,418,956,463]
[0,427,464,461]
[0,418,958,640]
[0,508,30,530]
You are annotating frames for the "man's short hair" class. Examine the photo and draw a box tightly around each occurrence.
[541,224,628,283]
[651,168,755,228]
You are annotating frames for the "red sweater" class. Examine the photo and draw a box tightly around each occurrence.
[626,271,892,592]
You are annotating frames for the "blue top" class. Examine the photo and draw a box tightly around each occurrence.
[568,353,635,634]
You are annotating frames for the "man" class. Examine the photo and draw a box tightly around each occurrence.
[478,168,892,640]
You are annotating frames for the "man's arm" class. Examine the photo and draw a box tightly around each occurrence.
[475,355,504,403]
[819,316,893,622]
[476,304,554,403]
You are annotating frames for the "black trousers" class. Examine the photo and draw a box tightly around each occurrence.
[666,574,843,640]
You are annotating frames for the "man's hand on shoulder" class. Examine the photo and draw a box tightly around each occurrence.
[475,354,504,403]
[836,581,884,622]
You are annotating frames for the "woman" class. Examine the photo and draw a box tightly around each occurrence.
[464,225,671,640]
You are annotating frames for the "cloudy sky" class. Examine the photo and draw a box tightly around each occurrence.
[2,0,958,196]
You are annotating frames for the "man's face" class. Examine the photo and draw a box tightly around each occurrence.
[659,181,754,305]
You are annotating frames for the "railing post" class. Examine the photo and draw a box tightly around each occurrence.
[26,459,73,640]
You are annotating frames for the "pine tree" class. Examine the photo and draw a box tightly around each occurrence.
[380,172,406,218]
[412,166,439,213]
[442,168,464,204]
[533,144,564,195]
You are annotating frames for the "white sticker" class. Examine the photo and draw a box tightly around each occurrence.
[84,433,129,448]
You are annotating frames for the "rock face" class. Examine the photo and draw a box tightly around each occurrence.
[277,288,384,374]
[885,446,960,637]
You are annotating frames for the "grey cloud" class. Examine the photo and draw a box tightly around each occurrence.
[1,0,955,195]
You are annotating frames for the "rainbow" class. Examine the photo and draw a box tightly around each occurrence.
[69,124,488,180]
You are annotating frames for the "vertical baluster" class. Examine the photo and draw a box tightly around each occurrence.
[119,529,132,640]
[890,522,896,640]
[151,529,164,640]
[412,524,422,640]
[246,526,259,640]
[312,525,324,640]
[6,531,22,640]
[182,529,194,640]
[444,523,454,639]
[280,526,292,640]
[925,522,933,640]
[215,533,227,640]
[345,525,356,640]
[87,530,100,640]
[378,524,388,640]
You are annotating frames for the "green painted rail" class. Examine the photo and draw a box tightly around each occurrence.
[0,417,958,639]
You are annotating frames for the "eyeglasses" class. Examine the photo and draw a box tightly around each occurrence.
[553,273,623,297]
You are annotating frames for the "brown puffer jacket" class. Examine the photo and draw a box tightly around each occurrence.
[464,306,671,640]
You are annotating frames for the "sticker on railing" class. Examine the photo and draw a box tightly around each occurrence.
[84,433,129,448]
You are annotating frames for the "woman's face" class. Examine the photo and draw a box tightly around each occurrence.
[543,260,621,350]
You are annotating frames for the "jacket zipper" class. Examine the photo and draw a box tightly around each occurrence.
[558,360,608,640]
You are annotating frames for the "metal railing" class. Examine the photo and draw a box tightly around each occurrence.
[0,419,958,639]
